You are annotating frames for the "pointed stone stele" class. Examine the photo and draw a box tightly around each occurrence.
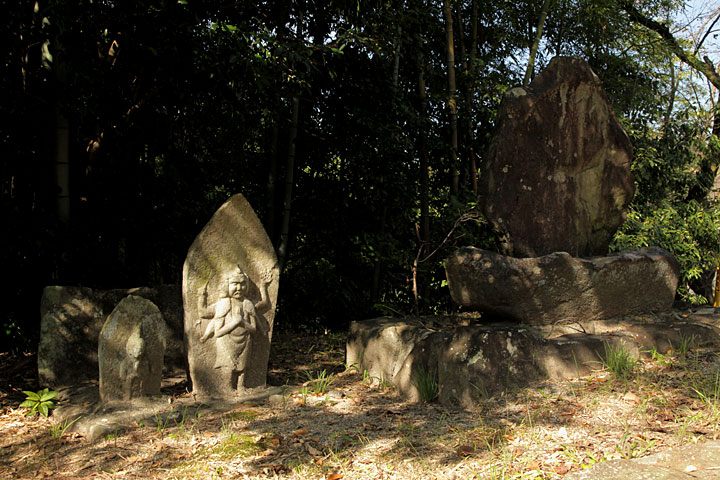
[183,194,279,398]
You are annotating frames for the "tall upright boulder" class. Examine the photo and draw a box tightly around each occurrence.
[183,194,279,398]
[479,56,634,257]
[39,286,104,387]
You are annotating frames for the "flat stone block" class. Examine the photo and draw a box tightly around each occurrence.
[347,315,720,408]
[445,246,680,325]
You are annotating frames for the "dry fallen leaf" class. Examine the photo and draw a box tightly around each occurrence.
[293,428,309,436]
[457,445,474,456]
[623,391,640,403]
[327,473,344,480]
[306,443,322,457]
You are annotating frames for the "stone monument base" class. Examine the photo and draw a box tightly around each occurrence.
[444,247,680,326]
[346,312,720,408]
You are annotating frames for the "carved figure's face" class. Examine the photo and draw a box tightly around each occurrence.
[228,276,248,298]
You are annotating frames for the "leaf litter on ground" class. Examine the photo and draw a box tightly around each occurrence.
[2,330,720,479]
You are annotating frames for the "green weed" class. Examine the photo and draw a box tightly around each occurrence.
[300,385,310,405]
[155,413,171,433]
[691,370,720,414]
[20,388,58,417]
[645,346,672,367]
[616,432,656,459]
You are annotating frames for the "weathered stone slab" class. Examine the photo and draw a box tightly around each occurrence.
[445,246,680,325]
[39,286,104,387]
[39,285,184,388]
[479,56,634,257]
[98,295,166,402]
[565,440,720,479]
[183,194,279,398]
[347,316,720,408]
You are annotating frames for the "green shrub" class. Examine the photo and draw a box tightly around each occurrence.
[612,200,720,304]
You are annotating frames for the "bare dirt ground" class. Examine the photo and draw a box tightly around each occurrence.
[1,326,720,480]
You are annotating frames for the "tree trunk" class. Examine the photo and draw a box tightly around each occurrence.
[523,0,554,87]
[55,112,70,223]
[457,0,479,193]
[411,46,432,314]
[277,9,303,272]
[372,25,402,303]
[687,90,720,202]
[370,206,388,303]
[277,95,299,273]
[417,49,430,245]
[50,26,70,223]
[392,25,402,93]
[443,0,459,196]
[266,97,280,242]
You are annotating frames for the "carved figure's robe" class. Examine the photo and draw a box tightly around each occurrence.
[211,297,256,371]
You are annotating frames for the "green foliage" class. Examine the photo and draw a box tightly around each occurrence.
[613,200,720,303]
[20,388,59,417]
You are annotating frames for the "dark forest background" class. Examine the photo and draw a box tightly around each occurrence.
[2,0,720,351]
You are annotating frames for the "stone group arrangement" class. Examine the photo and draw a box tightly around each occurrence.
[38,193,279,407]
[446,56,680,325]
[37,57,686,417]
[347,56,690,408]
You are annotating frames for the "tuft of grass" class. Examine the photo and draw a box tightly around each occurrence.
[304,369,335,394]
[412,366,438,402]
[50,416,80,439]
[678,334,698,357]
[616,431,656,459]
[691,370,720,414]
[300,385,310,405]
[155,413,171,433]
[600,342,637,380]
